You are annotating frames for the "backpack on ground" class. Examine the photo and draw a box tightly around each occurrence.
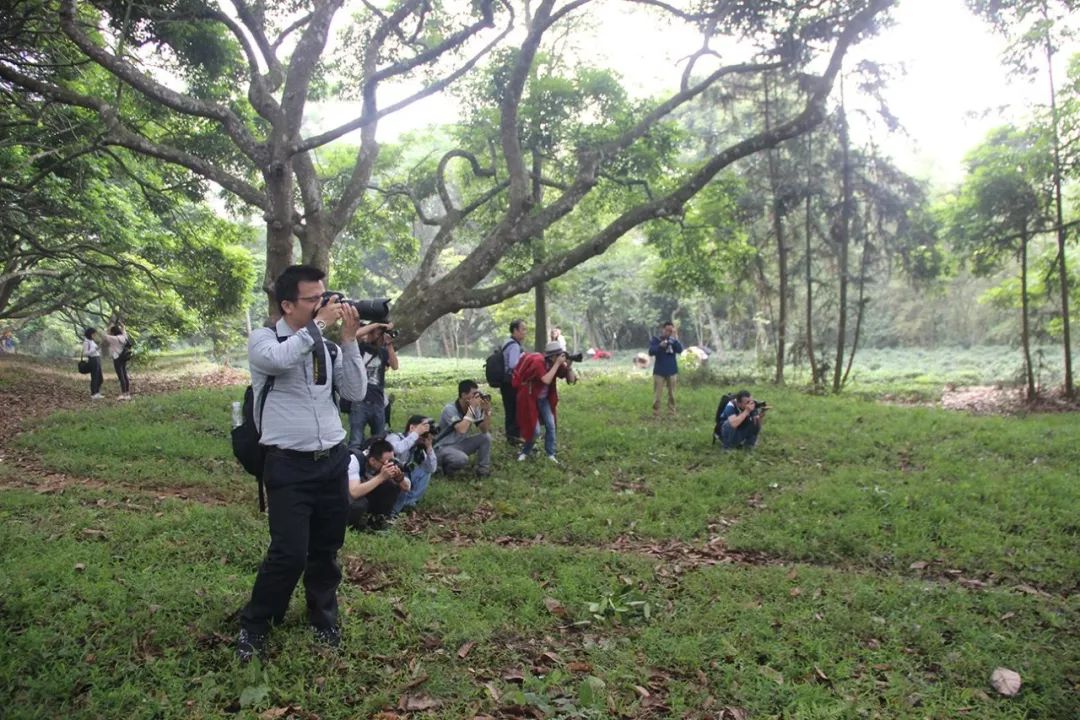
[484,340,516,387]
[231,335,339,511]
[713,393,734,443]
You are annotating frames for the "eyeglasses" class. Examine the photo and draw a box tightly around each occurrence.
[292,294,324,304]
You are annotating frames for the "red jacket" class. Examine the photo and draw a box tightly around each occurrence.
[512,352,568,442]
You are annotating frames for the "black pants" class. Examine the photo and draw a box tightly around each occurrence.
[113,356,130,394]
[240,444,349,635]
[500,381,518,440]
[347,480,401,528]
[88,356,103,396]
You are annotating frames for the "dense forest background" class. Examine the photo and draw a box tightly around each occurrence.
[2,0,1078,396]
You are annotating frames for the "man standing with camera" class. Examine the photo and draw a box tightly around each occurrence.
[348,323,398,447]
[717,390,766,450]
[513,342,577,464]
[499,319,527,444]
[435,380,493,477]
[236,265,368,663]
[648,321,683,418]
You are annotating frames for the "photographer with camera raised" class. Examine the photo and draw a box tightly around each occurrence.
[236,265,368,663]
[513,342,578,464]
[348,322,398,448]
[717,390,767,450]
[648,321,684,418]
[386,414,438,514]
[435,380,493,478]
[346,439,412,531]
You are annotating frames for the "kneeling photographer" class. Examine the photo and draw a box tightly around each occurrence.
[717,390,767,450]
[346,439,411,531]
[513,342,579,464]
[435,380,493,478]
[387,414,438,514]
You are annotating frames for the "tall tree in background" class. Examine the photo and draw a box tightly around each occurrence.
[968,0,1077,397]
[947,126,1049,399]
[0,0,896,346]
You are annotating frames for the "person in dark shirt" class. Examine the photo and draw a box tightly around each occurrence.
[348,323,398,447]
[717,390,766,449]
[648,321,683,417]
[499,319,527,444]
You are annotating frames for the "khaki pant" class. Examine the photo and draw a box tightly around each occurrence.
[652,374,677,414]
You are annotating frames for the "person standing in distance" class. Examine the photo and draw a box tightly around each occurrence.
[648,321,683,417]
[236,265,368,663]
[499,319,527,444]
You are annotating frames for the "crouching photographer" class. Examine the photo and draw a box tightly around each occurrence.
[387,415,438,514]
[346,439,411,531]
[717,390,767,450]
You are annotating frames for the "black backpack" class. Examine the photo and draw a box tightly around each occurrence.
[118,335,134,362]
[484,340,517,387]
[232,336,338,510]
[713,393,734,443]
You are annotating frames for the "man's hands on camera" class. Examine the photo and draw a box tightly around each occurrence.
[378,459,405,486]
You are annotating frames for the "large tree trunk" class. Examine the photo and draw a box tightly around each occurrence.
[263,157,297,322]
[1021,227,1035,400]
[832,83,852,394]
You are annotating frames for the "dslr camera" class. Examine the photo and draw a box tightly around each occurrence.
[565,351,584,363]
[476,392,492,402]
[320,292,392,324]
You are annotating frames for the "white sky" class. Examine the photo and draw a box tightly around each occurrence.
[312,0,1074,190]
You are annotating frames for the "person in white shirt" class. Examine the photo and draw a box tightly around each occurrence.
[101,323,132,400]
[81,327,104,399]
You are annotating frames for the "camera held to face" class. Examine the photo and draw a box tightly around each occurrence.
[320,292,392,324]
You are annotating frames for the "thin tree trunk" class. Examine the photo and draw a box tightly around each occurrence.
[1045,26,1074,397]
[804,131,820,386]
[1021,227,1035,400]
[531,149,547,352]
[833,79,852,394]
[842,207,872,387]
[763,72,788,385]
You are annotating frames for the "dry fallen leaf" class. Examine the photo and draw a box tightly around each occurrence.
[542,596,568,618]
[457,641,475,659]
[399,694,440,711]
[74,563,86,572]
[990,667,1022,697]
[909,561,928,570]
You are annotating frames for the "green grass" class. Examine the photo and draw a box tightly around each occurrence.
[1,359,1078,719]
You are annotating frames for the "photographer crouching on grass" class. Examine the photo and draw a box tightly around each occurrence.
[387,414,438,514]
[346,439,411,532]
[237,264,368,663]
[717,390,767,450]
[513,341,578,464]
[435,380,493,478]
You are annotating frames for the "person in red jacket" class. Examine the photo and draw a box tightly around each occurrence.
[513,341,577,464]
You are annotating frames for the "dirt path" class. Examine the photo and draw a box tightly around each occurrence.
[0,354,247,503]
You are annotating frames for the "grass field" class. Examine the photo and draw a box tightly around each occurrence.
[0,354,1077,719]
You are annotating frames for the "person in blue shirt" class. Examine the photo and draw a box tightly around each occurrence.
[648,321,683,417]
[717,390,766,449]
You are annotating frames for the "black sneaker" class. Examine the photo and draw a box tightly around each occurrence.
[236,628,267,663]
[312,625,341,649]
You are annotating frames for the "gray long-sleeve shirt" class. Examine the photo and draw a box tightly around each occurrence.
[249,318,367,452]
[387,431,438,474]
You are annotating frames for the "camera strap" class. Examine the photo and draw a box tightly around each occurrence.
[306,320,329,385]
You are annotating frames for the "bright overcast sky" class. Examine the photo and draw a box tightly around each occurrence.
[311,0,1073,190]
